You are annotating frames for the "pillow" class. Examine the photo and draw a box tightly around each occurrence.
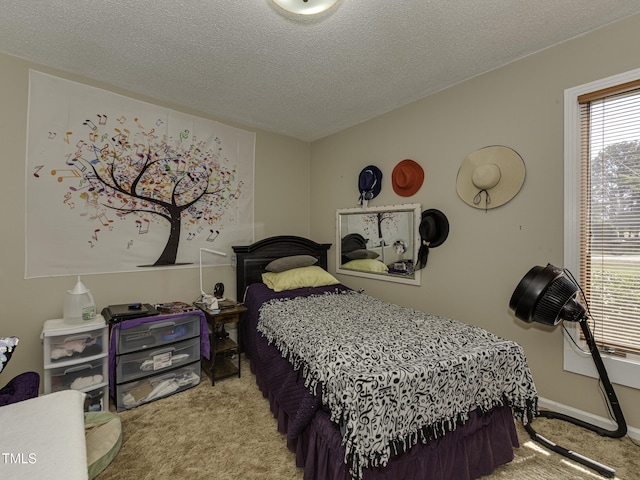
[266,255,318,273]
[262,266,340,292]
[0,337,19,374]
[345,249,379,260]
[342,259,389,273]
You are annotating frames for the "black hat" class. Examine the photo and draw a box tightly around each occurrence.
[416,209,449,270]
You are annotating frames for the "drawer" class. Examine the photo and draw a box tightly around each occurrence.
[116,362,200,411]
[44,326,108,366]
[84,385,108,412]
[116,337,200,384]
[47,358,108,393]
[115,314,200,354]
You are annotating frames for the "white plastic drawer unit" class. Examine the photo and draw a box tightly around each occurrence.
[116,363,201,411]
[115,314,200,355]
[43,323,108,368]
[47,358,108,393]
[115,336,200,384]
[84,385,108,412]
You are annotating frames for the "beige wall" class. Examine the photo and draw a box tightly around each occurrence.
[310,14,640,430]
[0,53,310,382]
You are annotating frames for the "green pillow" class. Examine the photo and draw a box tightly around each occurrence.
[262,266,340,292]
[342,259,389,273]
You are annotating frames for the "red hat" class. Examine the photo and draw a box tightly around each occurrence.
[392,159,424,197]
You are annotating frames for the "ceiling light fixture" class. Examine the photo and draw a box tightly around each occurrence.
[271,0,339,15]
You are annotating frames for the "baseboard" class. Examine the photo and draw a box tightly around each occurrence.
[538,396,640,440]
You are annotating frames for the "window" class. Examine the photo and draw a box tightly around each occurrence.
[565,68,640,390]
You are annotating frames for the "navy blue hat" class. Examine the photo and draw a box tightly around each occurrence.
[358,166,383,205]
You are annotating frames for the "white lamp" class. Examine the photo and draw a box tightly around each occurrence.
[199,247,227,310]
[272,0,339,15]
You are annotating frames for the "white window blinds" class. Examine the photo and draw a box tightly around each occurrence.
[578,80,640,354]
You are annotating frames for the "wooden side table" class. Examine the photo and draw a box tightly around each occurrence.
[199,303,247,385]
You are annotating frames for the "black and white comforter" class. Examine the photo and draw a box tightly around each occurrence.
[258,290,538,479]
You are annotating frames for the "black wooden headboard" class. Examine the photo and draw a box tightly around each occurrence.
[232,235,331,301]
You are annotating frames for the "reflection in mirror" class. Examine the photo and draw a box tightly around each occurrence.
[336,204,421,285]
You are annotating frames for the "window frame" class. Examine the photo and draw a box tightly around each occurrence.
[564,67,640,390]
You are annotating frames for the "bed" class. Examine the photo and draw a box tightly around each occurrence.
[232,235,538,480]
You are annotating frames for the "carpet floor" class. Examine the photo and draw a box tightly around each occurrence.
[99,358,639,479]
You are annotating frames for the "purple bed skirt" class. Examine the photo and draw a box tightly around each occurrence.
[243,284,520,480]
[249,344,518,480]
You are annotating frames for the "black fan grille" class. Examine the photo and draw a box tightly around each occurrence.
[532,274,578,326]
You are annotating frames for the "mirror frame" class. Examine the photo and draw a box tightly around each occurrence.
[336,203,421,285]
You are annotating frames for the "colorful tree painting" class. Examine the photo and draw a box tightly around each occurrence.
[26,72,254,278]
[53,116,243,266]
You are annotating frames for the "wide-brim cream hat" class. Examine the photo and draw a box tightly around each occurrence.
[456,146,525,210]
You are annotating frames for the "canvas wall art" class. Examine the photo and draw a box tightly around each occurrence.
[25,71,255,278]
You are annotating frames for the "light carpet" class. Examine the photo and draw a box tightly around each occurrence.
[99,358,639,479]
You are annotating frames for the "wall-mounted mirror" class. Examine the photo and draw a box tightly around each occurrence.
[336,203,421,285]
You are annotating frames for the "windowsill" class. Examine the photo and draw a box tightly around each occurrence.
[563,331,640,390]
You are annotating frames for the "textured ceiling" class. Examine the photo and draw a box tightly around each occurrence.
[1,1,639,141]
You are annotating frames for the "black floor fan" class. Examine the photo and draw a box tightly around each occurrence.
[509,264,627,478]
